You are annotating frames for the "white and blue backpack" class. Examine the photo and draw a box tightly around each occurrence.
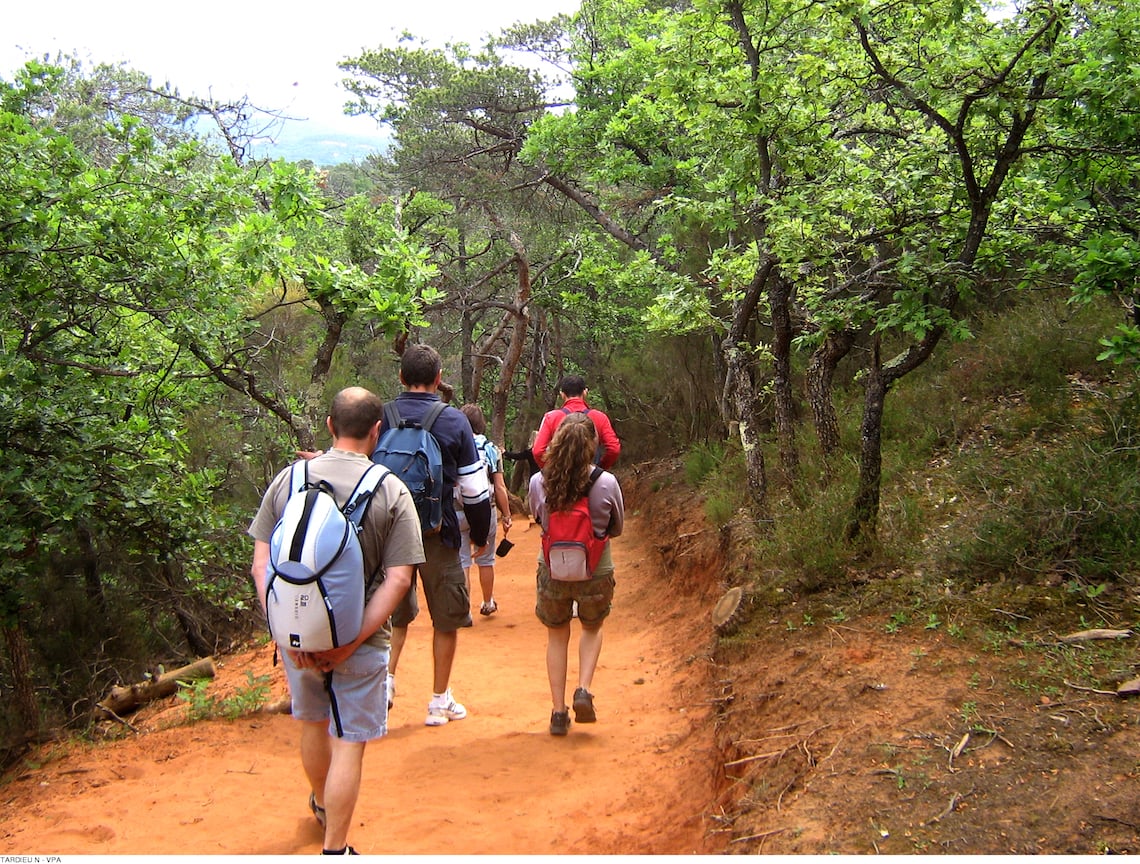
[265,461,390,653]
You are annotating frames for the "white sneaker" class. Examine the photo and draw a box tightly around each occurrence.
[386,674,395,710]
[425,689,467,726]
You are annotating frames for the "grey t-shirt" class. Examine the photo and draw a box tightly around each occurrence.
[249,448,426,648]
[528,469,625,539]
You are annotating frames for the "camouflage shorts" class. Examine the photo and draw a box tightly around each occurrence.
[534,545,615,628]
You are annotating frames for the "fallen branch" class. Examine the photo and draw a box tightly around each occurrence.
[1063,679,1116,697]
[1060,628,1132,643]
[1097,814,1140,831]
[725,748,788,767]
[948,732,970,770]
[923,791,961,825]
[730,827,786,844]
[93,703,141,733]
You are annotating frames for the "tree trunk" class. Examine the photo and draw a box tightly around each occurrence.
[846,328,945,544]
[846,339,886,544]
[77,524,110,620]
[769,274,799,487]
[160,561,215,657]
[806,329,855,462]
[721,259,773,516]
[2,620,39,735]
[723,339,768,514]
[491,232,532,447]
[94,657,216,720]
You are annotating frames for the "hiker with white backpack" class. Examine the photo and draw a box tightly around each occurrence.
[249,387,425,855]
[457,403,512,617]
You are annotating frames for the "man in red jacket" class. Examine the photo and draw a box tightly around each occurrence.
[532,375,621,470]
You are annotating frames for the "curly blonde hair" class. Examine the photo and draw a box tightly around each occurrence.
[543,412,598,512]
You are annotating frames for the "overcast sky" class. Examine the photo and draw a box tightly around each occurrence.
[2,0,581,140]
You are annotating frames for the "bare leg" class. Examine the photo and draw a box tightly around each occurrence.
[321,737,366,851]
[478,564,495,605]
[432,628,457,694]
[578,624,604,692]
[389,625,407,676]
[300,720,330,808]
[546,622,572,711]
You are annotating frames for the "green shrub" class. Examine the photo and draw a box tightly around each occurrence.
[178,671,271,722]
[943,391,1140,589]
[684,441,727,486]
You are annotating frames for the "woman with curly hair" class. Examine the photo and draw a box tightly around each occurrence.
[528,412,625,736]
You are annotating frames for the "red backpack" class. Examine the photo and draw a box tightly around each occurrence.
[542,467,606,582]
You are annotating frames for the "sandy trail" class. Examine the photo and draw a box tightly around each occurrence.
[0,513,718,855]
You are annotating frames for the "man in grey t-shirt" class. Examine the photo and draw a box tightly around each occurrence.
[249,387,424,855]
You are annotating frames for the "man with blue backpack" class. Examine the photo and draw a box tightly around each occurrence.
[249,387,425,855]
[373,344,492,727]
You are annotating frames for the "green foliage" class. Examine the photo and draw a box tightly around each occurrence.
[680,442,750,528]
[0,60,437,736]
[945,400,1140,587]
[178,671,271,722]
[684,442,727,486]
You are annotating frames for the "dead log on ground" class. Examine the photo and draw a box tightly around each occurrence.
[94,657,216,720]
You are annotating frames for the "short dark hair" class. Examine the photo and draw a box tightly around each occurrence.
[460,403,486,435]
[330,387,383,439]
[559,375,586,397]
[401,344,442,388]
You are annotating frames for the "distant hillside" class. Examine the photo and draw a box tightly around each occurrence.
[253,130,386,167]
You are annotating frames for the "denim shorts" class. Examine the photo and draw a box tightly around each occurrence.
[457,508,498,568]
[390,532,472,632]
[283,643,389,742]
[534,544,615,629]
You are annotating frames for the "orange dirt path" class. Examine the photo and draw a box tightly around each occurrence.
[0,513,719,855]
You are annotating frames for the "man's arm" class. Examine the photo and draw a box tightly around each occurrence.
[250,540,270,615]
[595,412,622,469]
[531,412,556,468]
[492,470,512,534]
[307,564,413,670]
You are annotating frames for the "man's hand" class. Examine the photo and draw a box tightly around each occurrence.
[296,449,324,461]
[289,643,355,672]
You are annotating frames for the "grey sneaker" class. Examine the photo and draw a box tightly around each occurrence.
[549,709,571,736]
[572,687,596,723]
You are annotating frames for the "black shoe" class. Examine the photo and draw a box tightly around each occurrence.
[549,709,570,736]
[572,687,596,723]
[322,847,359,855]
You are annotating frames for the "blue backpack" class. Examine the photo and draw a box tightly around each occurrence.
[372,400,447,534]
[265,461,390,652]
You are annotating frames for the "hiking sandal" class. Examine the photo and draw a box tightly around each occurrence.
[309,792,327,828]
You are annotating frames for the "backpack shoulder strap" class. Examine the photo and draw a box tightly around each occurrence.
[343,463,392,527]
[288,460,309,496]
[382,401,403,431]
[587,465,604,489]
[421,400,447,433]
